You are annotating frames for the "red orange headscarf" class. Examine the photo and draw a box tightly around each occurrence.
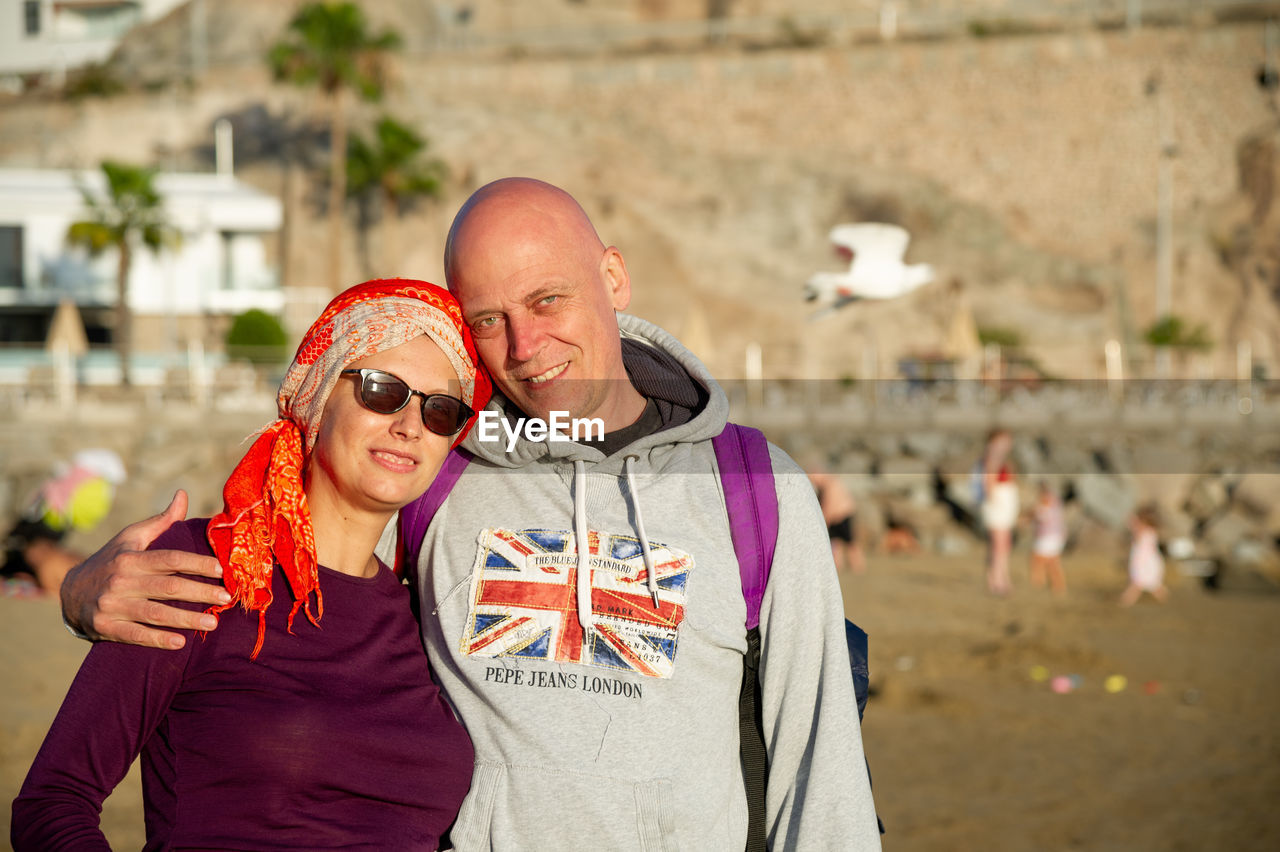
[206,279,491,658]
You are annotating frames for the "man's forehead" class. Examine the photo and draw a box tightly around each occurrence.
[450,231,537,302]
[455,252,595,314]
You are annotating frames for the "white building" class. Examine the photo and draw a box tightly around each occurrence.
[0,0,188,86]
[0,166,283,349]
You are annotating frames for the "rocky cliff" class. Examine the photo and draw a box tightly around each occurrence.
[0,3,1276,380]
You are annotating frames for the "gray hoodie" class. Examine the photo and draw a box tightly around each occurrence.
[401,314,880,851]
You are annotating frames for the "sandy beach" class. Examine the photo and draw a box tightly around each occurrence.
[847,549,1280,851]
[3,547,1278,850]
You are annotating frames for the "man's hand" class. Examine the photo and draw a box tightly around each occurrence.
[60,491,231,650]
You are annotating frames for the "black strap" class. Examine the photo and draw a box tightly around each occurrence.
[740,626,768,852]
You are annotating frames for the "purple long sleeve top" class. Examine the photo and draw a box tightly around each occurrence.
[11,518,474,851]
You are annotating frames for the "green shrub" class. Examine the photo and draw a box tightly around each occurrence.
[777,17,826,48]
[226,309,289,366]
[64,63,125,100]
[977,326,1023,348]
[1144,315,1212,350]
[967,18,1045,39]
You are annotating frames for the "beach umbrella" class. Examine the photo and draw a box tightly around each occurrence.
[45,299,89,357]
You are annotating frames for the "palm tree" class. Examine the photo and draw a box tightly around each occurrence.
[346,116,447,276]
[66,161,178,386]
[267,2,401,292]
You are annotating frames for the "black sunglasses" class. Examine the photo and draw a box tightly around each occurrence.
[341,368,475,437]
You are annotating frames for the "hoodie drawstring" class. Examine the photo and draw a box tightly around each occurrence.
[624,455,661,608]
[573,459,592,635]
[572,456,662,640]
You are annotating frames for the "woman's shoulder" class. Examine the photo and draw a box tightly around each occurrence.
[149,517,214,559]
[148,518,222,600]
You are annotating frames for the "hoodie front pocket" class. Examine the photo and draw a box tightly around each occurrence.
[448,762,502,851]
[634,779,680,852]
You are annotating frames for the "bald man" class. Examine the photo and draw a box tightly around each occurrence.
[62,178,880,850]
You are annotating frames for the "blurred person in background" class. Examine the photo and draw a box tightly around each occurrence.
[980,428,1018,596]
[1,449,125,596]
[1029,480,1067,595]
[808,463,866,574]
[1120,503,1169,607]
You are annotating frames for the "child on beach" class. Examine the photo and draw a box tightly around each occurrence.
[1,449,125,596]
[1029,481,1066,595]
[1120,504,1169,606]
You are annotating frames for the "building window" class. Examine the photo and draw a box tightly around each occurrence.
[0,226,23,288]
[75,2,141,40]
[24,0,41,36]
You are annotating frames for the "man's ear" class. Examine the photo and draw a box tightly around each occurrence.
[601,246,631,311]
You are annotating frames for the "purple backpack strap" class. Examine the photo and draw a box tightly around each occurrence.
[397,448,473,577]
[712,423,779,631]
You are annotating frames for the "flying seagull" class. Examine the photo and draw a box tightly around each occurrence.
[804,223,935,310]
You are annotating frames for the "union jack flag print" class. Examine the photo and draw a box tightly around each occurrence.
[460,527,692,678]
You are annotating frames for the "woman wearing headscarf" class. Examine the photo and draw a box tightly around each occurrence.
[12,279,492,851]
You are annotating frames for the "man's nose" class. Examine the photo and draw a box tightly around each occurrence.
[506,315,542,362]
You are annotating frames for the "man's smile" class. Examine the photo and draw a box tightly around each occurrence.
[524,362,568,384]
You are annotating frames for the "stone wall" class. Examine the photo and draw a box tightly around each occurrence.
[2,385,1276,587]
[3,18,1274,383]
[744,383,1280,585]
